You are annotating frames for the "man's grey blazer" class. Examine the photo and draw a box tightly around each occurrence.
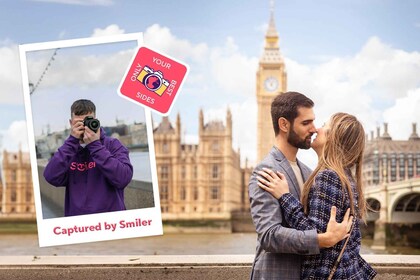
[249,146,320,280]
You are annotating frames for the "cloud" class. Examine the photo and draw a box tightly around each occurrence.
[204,36,419,167]
[255,23,268,35]
[284,36,420,138]
[145,25,258,97]
[91,24,125,37]
[25,24,210,94]
[353,37,420,100]
[0,43,25,105]
[0,120,29,152]
[6,24,418,169]
[383,88,420,140]
[201,98,257,165]
[209,37,259,96]
[29,0,114,6]
[144,24,209,63]
[144,27,419,167]
[26,47,135,91]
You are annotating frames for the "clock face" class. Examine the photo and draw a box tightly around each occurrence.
[264,77,279,92]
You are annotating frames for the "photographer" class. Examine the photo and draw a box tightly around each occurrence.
[44,99,133,217]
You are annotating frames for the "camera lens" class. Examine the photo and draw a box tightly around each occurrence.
[83,116,100,132]
[90,120,99,130]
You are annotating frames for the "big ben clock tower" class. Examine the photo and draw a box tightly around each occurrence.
[256,0,287,162]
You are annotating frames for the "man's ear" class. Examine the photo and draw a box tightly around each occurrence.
[278,117,289,133]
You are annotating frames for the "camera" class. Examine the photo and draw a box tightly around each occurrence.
[83,116,100,133]
[137,65,169,96]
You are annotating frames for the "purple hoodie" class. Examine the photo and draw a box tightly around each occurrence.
[44,128,133,217]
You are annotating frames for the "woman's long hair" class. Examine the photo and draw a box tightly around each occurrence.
[301,113,367,220]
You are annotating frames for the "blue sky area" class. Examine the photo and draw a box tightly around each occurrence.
[0,0,419,166]
[0,1,417,59]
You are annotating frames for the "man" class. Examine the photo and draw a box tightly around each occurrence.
[44,99,133,217]
[248,92,351,279]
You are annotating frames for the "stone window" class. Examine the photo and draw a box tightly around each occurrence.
[212,165,219,179]
[160,184,168,200]
[399,154,405,179]
[161,165,169,180]
[180,186,186,200]
[210,186,219,200]
[11,191,17,202]
[212,141,219,152]
[373,153,379,184]
[416,153,420,176]
[381,153,388,181]
[193,166,198,179]
[11,170,17,182]
[193,187,199,200]
[181,166,186,179]
[390,153,396,182]
[162,142,169,153]
[408,154,413,178]
[26,190,32,203]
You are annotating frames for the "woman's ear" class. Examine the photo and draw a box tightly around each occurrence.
[278,117,289,133]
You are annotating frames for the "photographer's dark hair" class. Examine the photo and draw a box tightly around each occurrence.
[71,99,96,116]
[271,91,314,136]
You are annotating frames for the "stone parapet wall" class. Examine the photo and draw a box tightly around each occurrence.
[0,255,418,280]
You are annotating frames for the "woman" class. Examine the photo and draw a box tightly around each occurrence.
[257,113,376,279]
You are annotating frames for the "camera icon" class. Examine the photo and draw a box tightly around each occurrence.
[137,65,169,96]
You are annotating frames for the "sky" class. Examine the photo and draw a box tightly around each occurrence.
[0,0,419,168]
[26,40,148,136]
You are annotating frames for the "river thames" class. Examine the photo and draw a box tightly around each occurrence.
[1,233,418,256]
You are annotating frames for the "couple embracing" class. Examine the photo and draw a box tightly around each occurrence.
[249,92,377,279]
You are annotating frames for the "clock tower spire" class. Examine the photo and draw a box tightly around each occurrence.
[256,0,287,162]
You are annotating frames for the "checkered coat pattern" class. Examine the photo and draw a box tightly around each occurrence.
[249,147,320,280]
[279,169,377,279]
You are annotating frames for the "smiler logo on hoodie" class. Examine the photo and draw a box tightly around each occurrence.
[70,161,96,172]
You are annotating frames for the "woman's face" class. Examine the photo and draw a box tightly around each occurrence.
[311,120,330,153]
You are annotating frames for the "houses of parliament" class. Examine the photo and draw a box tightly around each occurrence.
[0,149,35,218]
[1,6,419,229]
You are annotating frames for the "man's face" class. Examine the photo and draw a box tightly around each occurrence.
[287,107,316,149]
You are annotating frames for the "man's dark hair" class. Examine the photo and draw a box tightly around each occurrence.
[71,99,96,116]
[271,91,314,136]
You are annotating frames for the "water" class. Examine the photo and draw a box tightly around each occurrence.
[1,233,416,256]
[129,151,152,182]
[0,233,256,256]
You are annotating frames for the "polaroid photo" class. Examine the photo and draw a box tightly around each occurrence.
[19,33,163,247]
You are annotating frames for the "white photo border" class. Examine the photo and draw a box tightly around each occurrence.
[19,33,163,247]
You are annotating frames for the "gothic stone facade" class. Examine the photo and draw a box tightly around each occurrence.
[363,123,420,188]
[154,110,245,221]
[0,150,35,217]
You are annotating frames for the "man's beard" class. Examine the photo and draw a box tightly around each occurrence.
[288,126,312,149]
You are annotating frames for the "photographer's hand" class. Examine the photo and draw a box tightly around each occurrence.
[83,126,100,144]
[70,120,85,140]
